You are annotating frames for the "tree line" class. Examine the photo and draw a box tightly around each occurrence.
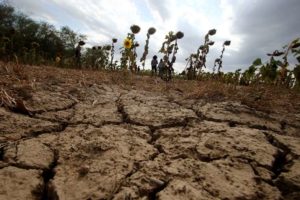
[0,2,86,65]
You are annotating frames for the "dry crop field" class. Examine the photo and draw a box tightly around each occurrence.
[0,62,299,199]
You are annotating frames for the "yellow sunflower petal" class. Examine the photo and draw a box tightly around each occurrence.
[124,38,132,49]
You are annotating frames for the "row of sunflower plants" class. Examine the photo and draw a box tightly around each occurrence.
[185,29,232,81]
[237,38,300,89]
[214,38,299,89]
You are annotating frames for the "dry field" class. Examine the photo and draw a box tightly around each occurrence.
[0,62,300,200]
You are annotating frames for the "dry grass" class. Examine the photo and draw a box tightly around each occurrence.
[183,79,300,114]
[1,61,299,115]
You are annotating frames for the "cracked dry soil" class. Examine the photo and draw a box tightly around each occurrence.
[1,75,300,200]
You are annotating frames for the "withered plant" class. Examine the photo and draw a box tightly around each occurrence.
[110,38,118,70]
[214,40,231,74]
[140,27,156,70]
[187,29,216,80]
[159,31,184,81]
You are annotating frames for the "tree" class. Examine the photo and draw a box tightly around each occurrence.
[59,26,86,57]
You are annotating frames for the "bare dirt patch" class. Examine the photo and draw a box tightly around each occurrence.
[1,63,300,199]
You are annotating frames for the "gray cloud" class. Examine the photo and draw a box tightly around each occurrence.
[146,0,170,21]
[224,0,300,71]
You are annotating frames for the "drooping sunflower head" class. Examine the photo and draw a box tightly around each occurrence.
[124,38,132,49]
[130,25,141,34]
[148,27,156,35]
[224,40,231,46]
[112,38,118,43]
[208,29,217,36]
[176,31,184,39]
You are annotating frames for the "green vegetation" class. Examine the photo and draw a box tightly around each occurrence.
[0,2,299,90]
[0,3,86,66]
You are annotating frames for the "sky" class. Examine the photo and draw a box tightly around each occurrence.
[7,0,300,72]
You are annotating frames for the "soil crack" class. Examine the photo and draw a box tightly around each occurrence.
[263,132,291,179]
[41,149,59,200]
[0,145,4,161]
[197,113,284,133]
[261,132,300,198]
[147,179,169,200]
[116,94,130,124]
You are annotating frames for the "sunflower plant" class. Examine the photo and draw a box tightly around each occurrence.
[29,42,40,65]
[140,27,156,70]
[120,25,141,72]
[82,45,111,69]
[281,38,300,87]
[214,40,231,74]
[109,38,118,70]
[185,29,216,80]
[159,31,184,81]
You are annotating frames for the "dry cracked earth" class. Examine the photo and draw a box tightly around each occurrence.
[1,80,300,200]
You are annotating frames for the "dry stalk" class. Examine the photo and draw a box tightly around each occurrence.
[0,88,31,115]
[0,88,16,108]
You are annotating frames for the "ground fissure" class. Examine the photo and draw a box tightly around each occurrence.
[1,68,300,200]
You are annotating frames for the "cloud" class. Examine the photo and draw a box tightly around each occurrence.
[222,0,300,71]
[145,0,173,22]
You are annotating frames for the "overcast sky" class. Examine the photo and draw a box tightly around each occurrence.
[8,0,300,72]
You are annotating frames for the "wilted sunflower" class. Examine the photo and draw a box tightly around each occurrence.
[208,29,217,36]
[124,38,132,49]
[130,25,141,34]
[224,40,231,46]
[148,27,156,35]
[112,38,118,43]
[176,31,184,39]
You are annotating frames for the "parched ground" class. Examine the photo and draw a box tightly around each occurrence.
[1,63,300,200]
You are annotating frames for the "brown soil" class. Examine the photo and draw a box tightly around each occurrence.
[1,62,300,200]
